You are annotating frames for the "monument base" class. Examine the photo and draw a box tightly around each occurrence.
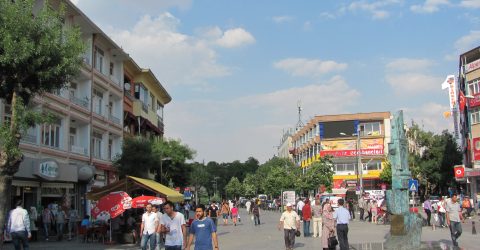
[385,213,423,249]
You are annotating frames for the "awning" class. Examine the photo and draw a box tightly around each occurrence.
[86,175,184,203]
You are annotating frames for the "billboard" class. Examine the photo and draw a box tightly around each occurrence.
[320,138,384,157]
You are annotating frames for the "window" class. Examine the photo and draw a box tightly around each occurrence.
[69,127,76,151]
[472,108,480,124]
[93,89,103,115]
[156,101,163,120]
[92,132,102,158]
[94,46,104,73]
[109,62,114,76]
[468,79,480,95]
[137,84,149,112]
[69,82,77,98]
[108,139,113,160]
[360,122,381,136]
[3,104,11,125]
[41,119,61,148]
[365,161,382,171]
[150,93,155,111]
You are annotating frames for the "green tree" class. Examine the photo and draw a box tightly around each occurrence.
[0,0,84,238]
[114,137,159,178]
[225,177,244,199]
[294,157,335,194]
[379,161,392,186]
[152,138,195,187]
[187,162,211,205]
[242,173,258,197]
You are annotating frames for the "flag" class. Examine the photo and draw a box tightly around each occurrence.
[459,91,466,112]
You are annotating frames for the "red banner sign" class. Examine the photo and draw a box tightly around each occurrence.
[320,149,384,157]
[468,93,480,108]
[454,166,465,179]
[473,138,480,161]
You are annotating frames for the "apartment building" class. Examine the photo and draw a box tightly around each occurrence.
[0,0,127,213]
[290,112,391,194]
[277,128,294,160]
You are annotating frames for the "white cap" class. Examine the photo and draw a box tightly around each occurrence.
[286,203,293,207]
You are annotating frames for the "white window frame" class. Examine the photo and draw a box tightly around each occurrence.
[468,79,480,95]
[94,46,104,74]
[360,122,381,136]
[92,132,102,159]
[93,89,104,115]
[41,119,61,148]
[471,108,480,124]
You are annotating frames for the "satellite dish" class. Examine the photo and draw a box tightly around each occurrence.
[124,82,131,91]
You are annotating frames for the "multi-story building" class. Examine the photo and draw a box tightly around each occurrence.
[0,0,127,214]
[277,128,294,160]
[290,112,391,194]
[458,45,480,196]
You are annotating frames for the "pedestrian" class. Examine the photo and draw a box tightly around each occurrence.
[334,199,350,250]
[358,195,365,221]
[278,203,300,250]
[160,201,187,250]
[29,207,38,241]
[231,204,238,226]
[152,205,163,250]
[321,201,335,250]
[67,206,78,240]
[438,197,447,227]
[365,200,372,222]
[55,207,66,241]
[302,199,311,237]
[140,203,159,250]
[246,200,252,214]
[126,213,137,244]
[251,199,261,226]
[221,200,230,226]
[423,196,432,226]
[311,198,323,238]
[296,199,305,221]
[184,202,191,220]
[446,193,464,247]
[348,198,355,220]
[42,206,53,241]
[462,197,472,218]
[207,201,219,227]
[371,200,378,224]
[7,200,31,250]
[186,204,219,250]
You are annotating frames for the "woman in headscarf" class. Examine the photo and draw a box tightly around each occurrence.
[322,201,336,250]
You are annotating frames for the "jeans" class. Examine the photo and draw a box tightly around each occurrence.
[141,233,156,250]
[11,231,29,250]
[349,209,355,219]
[68,221,76,239]
[283,229,295,249]
[43,223,50,239]
[165,246,182,250]
[425,209,431,226]
[438,212,445,226]
[303,220,310,236]
[57,223,64,240]
[254,214,260,225]
[312,217,322,237]
[155,233,161,250]
[337,224,349,250]
[449,221,462,246]
[211,217,218,227]
[359,208,364,220]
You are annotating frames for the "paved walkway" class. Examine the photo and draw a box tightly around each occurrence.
[3,209,480,249]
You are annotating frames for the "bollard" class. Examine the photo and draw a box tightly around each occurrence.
[473,221,477,235]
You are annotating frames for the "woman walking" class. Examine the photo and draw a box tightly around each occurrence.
[322,202,336,250]
[371,200,378,224]
[221,200,230,226]
[231,205,239,226]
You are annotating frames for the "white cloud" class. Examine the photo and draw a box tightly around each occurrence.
[303,21,313,31]
[403,102,452,133]
[347,0,401,19]
[274,58,348,78]
[460,0,480,8]
[410,0,450,13]
[385,58,442,95]
[320,12,337,19]
[215,28,256,48]
[445,30,480,60]
[272,15,294,23]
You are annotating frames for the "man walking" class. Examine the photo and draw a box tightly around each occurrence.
[246,200,252,214]
[334,199,351,250]
[251,200,261,226]
[302,199,311,237]
[140,203,158,250]
[296,199,305,221]
[161,201,187,250]
[186,204,219,250]
[446,193,464,247]
[278,203,300,250]
[423,196,432,226]
[358,195,365,221]
[311,198,322,238]
[7,200,31,250]
[207,201,219,227]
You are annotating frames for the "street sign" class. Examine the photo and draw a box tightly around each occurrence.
[408,179,418,192]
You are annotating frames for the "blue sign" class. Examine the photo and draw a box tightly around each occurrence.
[408,179,418,192]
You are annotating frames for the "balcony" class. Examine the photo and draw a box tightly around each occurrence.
[109,114,121,125]
[70,95,89,109]
[20,134,37,144]
[71,145,88,156]
[109,75,120,85]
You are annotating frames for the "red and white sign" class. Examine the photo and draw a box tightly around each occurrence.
[466,58,480,73]
[473,138,480,161]
[468,93,480,108]
[320,149,384,157]
[454,165,465,179]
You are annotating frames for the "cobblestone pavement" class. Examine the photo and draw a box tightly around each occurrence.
[3,209,480,249]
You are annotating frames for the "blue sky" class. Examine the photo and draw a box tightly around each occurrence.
[72,0,480,163]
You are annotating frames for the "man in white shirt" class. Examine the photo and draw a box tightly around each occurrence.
[245,200,252,214]
[7,200,31,250]
[152,205,163,250]
[278,203,300,250]
[334,199,351,250]
[161,201,187,250]
[297,199,305,221]
[140,204,159,250]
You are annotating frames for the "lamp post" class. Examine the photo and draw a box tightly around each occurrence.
[212,177,219,199]
[159,157,172,185]
[340,130,364,196]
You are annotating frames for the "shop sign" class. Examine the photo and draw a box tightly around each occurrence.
[473,138,480,161]
[39,161,59,178]
[454,165,465,179]
[320,139,384,157]
[468,93,480,108]
[466,170,480,177]
[466,58,480,73]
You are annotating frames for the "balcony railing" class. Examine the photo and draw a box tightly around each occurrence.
[71,145,88,156]
[20,134,37,144]
[109,75,120,85]
[141,103,148,113]
[70,95,89,109]
[109,114,121,125]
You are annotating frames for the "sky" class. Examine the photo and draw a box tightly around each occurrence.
[71,0,480,163]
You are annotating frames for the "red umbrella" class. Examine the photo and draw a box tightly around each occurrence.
[91,191,132,220]
[131,195,165,208]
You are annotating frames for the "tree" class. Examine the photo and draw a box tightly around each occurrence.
[380,161,392,186]
[187,162,211,205]
[225,177,244,199]
[114,137,159,178]
[242,173,258,197]
[0,0,84,239]
[294,157,335,194]
[152,138,195,187]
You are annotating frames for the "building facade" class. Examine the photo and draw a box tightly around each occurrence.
[290,112,391,195]
[458,46,480,196]
[277,128,294,160]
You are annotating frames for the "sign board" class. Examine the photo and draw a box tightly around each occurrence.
[38,161,59,179]
[364,190,385,200]
[454,165,465,178]
[282,191,295,206]
[408,179,418,192]
[466,58,480,73]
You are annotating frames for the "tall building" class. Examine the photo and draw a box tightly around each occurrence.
[277,128,294,160]
[0,0,142,215]
[290,112,391,194]
[458,45,480,195]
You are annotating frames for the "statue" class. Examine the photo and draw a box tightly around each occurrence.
[385,111,423,249]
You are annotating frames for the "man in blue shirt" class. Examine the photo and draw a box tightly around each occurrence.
[186,204,219,250]
[334,199,351,250]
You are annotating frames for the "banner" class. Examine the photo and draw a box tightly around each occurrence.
[320,138,384,157]
[454,165,465,179]
[473,138,480,161]
[441,75,457,111]
[282,191,296,206]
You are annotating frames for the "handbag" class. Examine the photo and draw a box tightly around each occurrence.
[328,234,338,248]
[295,229,301,237]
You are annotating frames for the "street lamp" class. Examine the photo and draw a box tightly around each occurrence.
[159,157,172,185]
[212,177,219,199]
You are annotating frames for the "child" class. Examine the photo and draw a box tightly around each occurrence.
[432,210,439,231]
[231,205,239,226]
